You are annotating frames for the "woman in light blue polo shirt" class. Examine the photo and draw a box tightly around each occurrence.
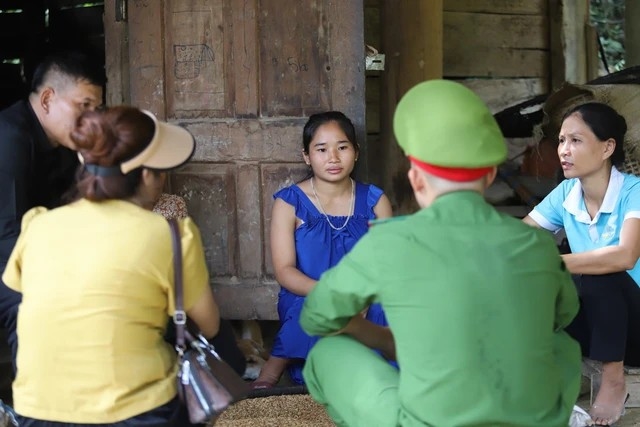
[524,102,640,426]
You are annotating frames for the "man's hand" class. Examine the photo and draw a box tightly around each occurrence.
[338,315,396,361]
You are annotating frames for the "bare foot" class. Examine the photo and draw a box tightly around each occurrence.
[590,361,627,425]
[252,356,288,389]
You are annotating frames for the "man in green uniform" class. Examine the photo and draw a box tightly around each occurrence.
[300,80,581,427]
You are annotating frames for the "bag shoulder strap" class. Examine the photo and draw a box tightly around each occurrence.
[168,218,186,352]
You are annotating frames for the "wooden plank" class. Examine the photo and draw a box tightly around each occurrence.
[460,78,549,113]
[164,0,229,117]
[231,0,258,117]
[104,0,130,105]
[380,0,442,213]
[127,0,166,118]
[392,0,443,97]
[444,12,547,50]
[236,164,262,278]
[258,0,331,117]
[172,163,238,278]
[366,75,381,134]
[327,0,367,179]
[364,2,381,49]
[548,0,590,89]
[187,118,306,163]
[443,0,547,15]
[548,0,564,90]
[586,24,599,81]
[445,47,548,78]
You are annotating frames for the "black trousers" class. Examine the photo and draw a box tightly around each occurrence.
[566,272,640,365]
[16,397,194,427]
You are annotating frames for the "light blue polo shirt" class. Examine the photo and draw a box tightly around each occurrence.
[529,167,640,285]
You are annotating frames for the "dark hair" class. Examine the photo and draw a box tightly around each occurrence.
[302,111,358,154]
[72,106,155,201]
[562,102,627,167]
[30,50,106,93]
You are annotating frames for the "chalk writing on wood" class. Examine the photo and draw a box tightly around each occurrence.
[286,57,308,73]
[168,1,225,112]
[174,44,215,79]
[270,57,309,73]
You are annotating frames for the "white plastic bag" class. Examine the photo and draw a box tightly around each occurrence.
[568,405,593,427]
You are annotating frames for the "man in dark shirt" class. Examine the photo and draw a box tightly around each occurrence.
[0,51,104,372]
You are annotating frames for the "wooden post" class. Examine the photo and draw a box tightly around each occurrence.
[548,0,590,90]
[626,0,640,67]
[379,0,443,213]
[127,0,166,118]
[585,24,600,81]
[104,0,130,106]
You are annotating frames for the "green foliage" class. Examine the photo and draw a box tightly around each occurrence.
[590,0,626,72]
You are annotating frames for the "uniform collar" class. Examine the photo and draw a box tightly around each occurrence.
[432,189,486,205]
[563,166,624,223]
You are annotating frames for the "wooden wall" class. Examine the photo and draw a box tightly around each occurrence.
[445,0,550,113]
[106,0,365,320]
[365,0,555,212]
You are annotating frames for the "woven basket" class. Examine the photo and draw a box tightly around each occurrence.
[540,83,640,176]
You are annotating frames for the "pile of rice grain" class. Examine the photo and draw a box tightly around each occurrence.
[214,394,335,427]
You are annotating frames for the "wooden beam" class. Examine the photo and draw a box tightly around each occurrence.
[128,0,166,118]
[627,0,640,67]
[328,0,367,180]
[104,0,130,106]
[548,0,590,90]
[586,24,600,81]
[443,0,547,15]
[231,0,259,117]
[379,0,443,213]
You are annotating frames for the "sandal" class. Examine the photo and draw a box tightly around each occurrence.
[591,393,629,426]
[250,380,275,390]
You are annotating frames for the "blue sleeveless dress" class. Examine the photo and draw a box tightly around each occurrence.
[270,181,390,384]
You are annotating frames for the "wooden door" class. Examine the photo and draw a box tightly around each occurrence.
[104,0,365,319]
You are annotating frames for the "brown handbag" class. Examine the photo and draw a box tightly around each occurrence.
[168,219,250,424]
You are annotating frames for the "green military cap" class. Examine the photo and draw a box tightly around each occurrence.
[393,80,507,168]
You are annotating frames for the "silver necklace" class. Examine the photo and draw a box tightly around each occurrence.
[310,177,355,231]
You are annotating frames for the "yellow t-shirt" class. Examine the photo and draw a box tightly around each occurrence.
[2,199,209,423]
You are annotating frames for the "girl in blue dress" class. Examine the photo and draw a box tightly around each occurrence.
[252,111,393,388]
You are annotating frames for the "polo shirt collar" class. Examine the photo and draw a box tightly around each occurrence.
[563,166,624,223]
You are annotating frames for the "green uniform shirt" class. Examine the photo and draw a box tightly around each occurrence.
[301,191,581,426]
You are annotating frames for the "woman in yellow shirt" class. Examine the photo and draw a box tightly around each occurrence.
[3,106,219,426]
